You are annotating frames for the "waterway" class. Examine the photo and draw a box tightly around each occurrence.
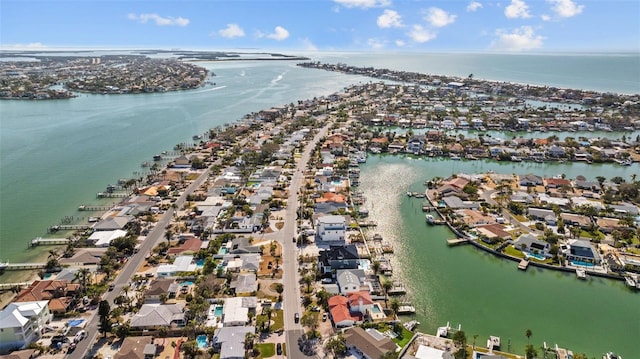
[1,52,638,356]
[358,154,639,358]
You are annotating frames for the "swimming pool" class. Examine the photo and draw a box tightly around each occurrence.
[214,305,223,317]
[196,258,205,268]
[571,260,595,267]
[525,251,545,260]
[371,304,382,313]
[196,335,208,349]
[181,281,194,286]
[218,247,228,255]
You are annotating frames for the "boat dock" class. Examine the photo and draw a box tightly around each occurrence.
[357,220,378,227]
[30,237,71,247]
[397,304,416,314]
[49,224,90,232]
[447,238,469,246]
[388,282,407,295]
[518,259,529,270]
[425,214,446,225]
[97,192,129,198]
[403,320,420,331]
[78,205,112,211]
[0,262,47,271]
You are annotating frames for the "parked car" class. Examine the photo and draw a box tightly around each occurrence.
[294,312,300,323]
[322,313,328,321]
[276,343,282,355]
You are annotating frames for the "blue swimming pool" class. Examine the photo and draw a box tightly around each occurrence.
[525,251,545,260]
[214,305,223,317]
[196,258,205,268]
[196,335,208,349]
[571,260,595,267]
[218,247,228,255]
[371,304,382,313]
[181,281,194,286]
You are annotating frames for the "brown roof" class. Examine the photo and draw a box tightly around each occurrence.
[145,278,175,296]
[14,280,79,302]
[114,336,154,359]
[167,237,202,255]
[344,327,396,359]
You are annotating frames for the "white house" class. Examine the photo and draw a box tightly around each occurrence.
[156,255,197,277]
[315,215,346,242]
[0,301,52,354]
[87,229,128,247]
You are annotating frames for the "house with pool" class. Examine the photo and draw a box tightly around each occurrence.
[563,239,601,266]
[513,234,552,259]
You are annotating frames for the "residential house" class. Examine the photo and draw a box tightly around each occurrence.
[527,208,557,225]
[222,297,257,327]
[93,215,133,231]
[319,245,360,275]
[144,279,179,302]
[130,303,185,329]
[113,336,156,359]
[156,255,197,277]
[513,234,551,258]
[455,209,496,227]
[228,237,262,254]
[14,280,79,314]
[594,217,621,234]
[559,213,592,229]
[510,192,533,204]
[336,269,366,294]
[58,249,104,266]
[0,301,51,354]
[213,326,256,359]
[343,327,398,359]
[442,196,479,210]
[564,239,601,265]
[519,174,543,187]
[545,178,572,189]
[315,215,346,243]
[328,296,359,328]
[87,229,128,247]
[475,224,512,244]
[347,291,375,316]
[167,237,203,257]
[230,273,258,295]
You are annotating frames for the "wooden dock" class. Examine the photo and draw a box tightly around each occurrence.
[30,237,71,247]
[1,263,47,270]
[447,238,469,246]
[518,259,529,270]
[49,224,90,232]
[357,220,378,227]
[97,192,129,198]
[78,205,113,211]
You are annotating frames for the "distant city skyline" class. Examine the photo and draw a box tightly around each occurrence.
[1,0,639,53]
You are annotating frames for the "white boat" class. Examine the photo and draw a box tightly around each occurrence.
[450,154,461,160]
[487,336,501,350]
[403,320,420,331]
[436,322,450,338]
[426,214,435,224]
[604,352,622,359]
[576,269,587,280]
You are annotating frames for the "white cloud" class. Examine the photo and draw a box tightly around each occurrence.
[548,0,584,18]
[127,13,189,27]
[541,14,551,21]
[377,9,403,28]
[425,7,457,28]
[218,24,245,38]
[466,1,483,12]
[266,26,290,41]
[302,38,318,51]
[492,26,544,51]
[1,42,47,50]
[395,39,406,47]
[408,25,437,43]
[333,0,391,9]
[368,38,387,49]
[504,0,531,19]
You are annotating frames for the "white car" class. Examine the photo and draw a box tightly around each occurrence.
[74,330,86,343]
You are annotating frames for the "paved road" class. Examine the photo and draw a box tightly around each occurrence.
[480,187,540,235]
[69,168,211,359]
[281,119,331,358]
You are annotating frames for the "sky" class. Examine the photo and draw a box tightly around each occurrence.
[1,0,639,53]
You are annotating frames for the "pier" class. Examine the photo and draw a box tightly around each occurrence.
[447,238,469,246]
[97,192,129,198]
[1,263,47,270]
[518,259,530,270]
[78,205,113,211]
[357,220,378,227]
[30,237,71,247]
[49,224,91,232]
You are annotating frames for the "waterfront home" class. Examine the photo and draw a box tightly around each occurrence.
[513,234,551,258]
[475,224,513,243]
[343,326,398,359]
[564,239,601,265]
[319,245,360,275]
[336,269,367,294]
[222,297,257,327]
[113,336,156,359]
[58,248,104,266]
[87,229,128,247]
[213,326,256,359]
[519,174,544,187]
[442,196,480,210]
[144,278,179,302]
[0,301,52,354]
[527,208,557,225]
[328,296,359,328]
[545,177,572,189]
[315,215,347,243]
[455,209,496,227]
[14,280,79,314]
[93,215,133,231]
[130,303,185,329]
[347,291,375,316]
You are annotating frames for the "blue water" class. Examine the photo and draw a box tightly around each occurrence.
[571,261,595,267]
[525,252,546,261]
[181,281,194,286]
[218,247,228,255]
[371,304,382,313]
[195,259,204,268]
[214,305,223,317]
[196,335,207,349]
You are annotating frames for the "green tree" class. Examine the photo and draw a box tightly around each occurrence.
[180,340,201,359]
[300,312,319,337]
[525,344,538,359]
[325,334,347,356]
[452,330,467,359]
[98,300,111,337]
[525,328,532,344]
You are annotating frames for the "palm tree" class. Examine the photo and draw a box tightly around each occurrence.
[389,298,400,318]
[302,275,313,293]
[525,328,532,344]
[381,280,392,308]
[371,260,381,276]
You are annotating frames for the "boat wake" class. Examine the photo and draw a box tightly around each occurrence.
[187,85,227,94]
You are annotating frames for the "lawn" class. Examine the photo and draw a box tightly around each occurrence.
[256,343,275,358]
[392,327,414,348]
[503,245,525,258]
[271,309,284,332]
